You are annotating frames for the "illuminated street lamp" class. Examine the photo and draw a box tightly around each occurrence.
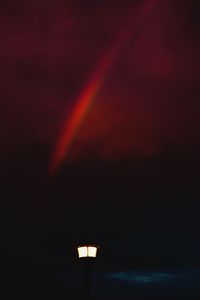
[77,242,99,300]
[77,244,98,259]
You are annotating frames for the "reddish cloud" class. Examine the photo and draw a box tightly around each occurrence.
[0,0,199,175]
[60,0,200,164]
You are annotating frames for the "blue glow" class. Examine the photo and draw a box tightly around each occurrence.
[108,271,177,284]
[105,269,200,287]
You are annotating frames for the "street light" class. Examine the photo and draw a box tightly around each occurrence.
[77,245,98,258]
[77,242,99,300]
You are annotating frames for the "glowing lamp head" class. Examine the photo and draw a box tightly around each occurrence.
[77,245,98,259]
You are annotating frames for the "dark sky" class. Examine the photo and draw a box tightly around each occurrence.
[0,0,200,298]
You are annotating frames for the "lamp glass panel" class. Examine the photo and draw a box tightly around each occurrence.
[88,246,97,257]
[78,246,87,258]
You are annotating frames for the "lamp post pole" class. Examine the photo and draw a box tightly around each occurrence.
[84,261,91,300]
[77,244,99,300]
